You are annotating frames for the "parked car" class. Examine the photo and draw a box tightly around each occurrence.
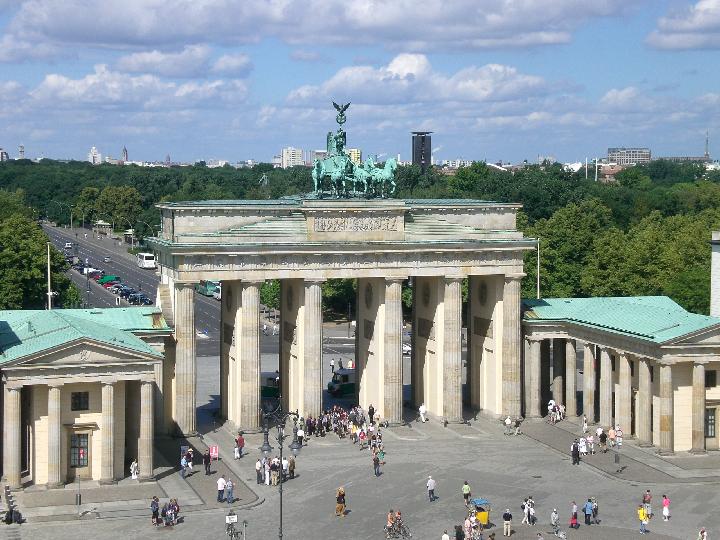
[213,288,221,301]
[402,343,411,355]
[64,242,73,249]
[119,288,136,299]
[102,281,120,289]
[103,256,111,263]
[128,293,153,305]
[98,275,120,285]
[109,284,124,294]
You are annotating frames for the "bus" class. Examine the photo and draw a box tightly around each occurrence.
[195,280,220,297]
[136,252,156,269]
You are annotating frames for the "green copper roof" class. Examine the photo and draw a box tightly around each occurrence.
[0,309,165,364]
[63,307,170,332]
[523,296,720,343]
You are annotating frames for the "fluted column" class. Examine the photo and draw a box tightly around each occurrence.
[658,363,674,455]
[239,281,261,430]
[153,360,164,436]
[691,361,707,454]
[47,384,63,487]
[502,275,523,418]
[565,339,577,417]
[174,282,196,435]
[527,337,542,418]
[583,343,596,423]
[303,279,323,419]
[100,382,115,483]
[599,347,613,428]
[552,339,565,405]
[617,353,632,434]
[3,386,21,489]
[637,359,652,446]
[443,277,463,423]
[139,380,155,480]
[384,278,404,425]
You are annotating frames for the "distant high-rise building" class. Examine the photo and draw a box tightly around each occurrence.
[281,147,305,168]
[18,144,24,160]
[271,155,282,168]
[308,149,327,164]
[121,146,128,162]
[165,154,171,166]
[607,147,651,165]
[87,146,102,165]
[346,148,362,165]
[0,148,9,162]
[412,132,432,171]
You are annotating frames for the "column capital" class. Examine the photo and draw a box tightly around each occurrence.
[47,382,64,390]
[304,278,326,285]
[444,275,465,284]
[101,381,116,388]
[240,280,264,288]
[5,385,22,393]
[693,359,710,366]
[385,276,407,284]
[525,335,544,343]
[504,273,526,282]
[175,281,197,288]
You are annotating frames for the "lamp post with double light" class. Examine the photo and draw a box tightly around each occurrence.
[259,401,301,540]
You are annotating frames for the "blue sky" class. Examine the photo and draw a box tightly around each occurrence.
[1,0,720,164]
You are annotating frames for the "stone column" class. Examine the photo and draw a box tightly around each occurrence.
[3,386,21,489]
[100,382,115,483]
[527,337,542,418]
[637,358,652,446]
[153,361,164,436]
[552,338,565,404]
[443,277,463,423]
[239,281,261,430]
[502,275,523,418]
[139,380,155,480]
[303,280,323,419]
[174,283,196,435]
[617,353,632,435]
[691,361,707,454]
[565,339,577,417]
[583,343,596,423]
[47,384,63,488]
[599,347,613,428]
[658,363,674,455]
[384,278,404,425]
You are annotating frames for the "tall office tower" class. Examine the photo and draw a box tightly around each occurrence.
[412,132,432,172]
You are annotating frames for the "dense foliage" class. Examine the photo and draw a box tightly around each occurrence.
[1,158,719,314]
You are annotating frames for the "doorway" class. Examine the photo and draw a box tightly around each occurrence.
[67,430,92,481]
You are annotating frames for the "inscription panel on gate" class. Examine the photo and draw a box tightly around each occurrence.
[417,318,435,340]
[314,216,399,232]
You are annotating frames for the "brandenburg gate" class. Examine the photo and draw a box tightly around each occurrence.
[148,105,535,435]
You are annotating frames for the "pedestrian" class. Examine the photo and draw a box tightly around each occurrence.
[502,508,512,537]
[592,497,599,524]
[330,358,335,372]
[185,449,194,475]
[643,489,653,516]
[281,456,289,482]
[570,501,578,529]
[180,454,187,478]
[454,524,465,540]
[662,494,670,521]
[130,459,138,480]
[115,296,120,306]
[150,496,160,526]
[235,431,245,459]
[297,425,305,446]
[335,487,346,517]
[583,498,593,526]
[368,404,375,425]
[338,358,343,370]
[571,439,580,465]
[637,504,648,534]
[217,475,226,503]
[536,534,544,540]
[462,481,471,505]
[288,456,296,479]
[442,531,450,540]
[608,426,616,448]
[582,415,588,434]
[373,452,381,477]
[698,527,708,540]
[521,498,530,525]
[599,429,608,452]
[550,508,559,535]
[616,425,623,448]
[225,478,234,504]
[587,433,595,455]
[255,458,263,484]
[419,402,428,423]
[203,449,211,475]
[427,475,437,502]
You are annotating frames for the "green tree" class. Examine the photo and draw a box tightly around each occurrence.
[94,185,142,229]
[260,280,280,310]
[73,186,100,226]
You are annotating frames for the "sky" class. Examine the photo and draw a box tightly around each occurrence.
[1,0,720,164]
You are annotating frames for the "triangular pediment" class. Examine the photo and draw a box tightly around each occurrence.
[11,339,159,368]
[665,325,720,346]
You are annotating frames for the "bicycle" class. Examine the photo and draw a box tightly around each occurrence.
[385,520,412,538]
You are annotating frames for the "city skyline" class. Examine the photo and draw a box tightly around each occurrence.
[1,1,720,163]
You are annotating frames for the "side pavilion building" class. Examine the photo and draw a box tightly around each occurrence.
[522,296,720,453]
[148,197,536,434]
[0,308,172,489]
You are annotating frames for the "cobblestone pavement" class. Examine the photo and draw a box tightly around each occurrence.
[8,412,717,540]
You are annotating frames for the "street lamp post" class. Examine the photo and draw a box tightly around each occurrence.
[259,401,302,540]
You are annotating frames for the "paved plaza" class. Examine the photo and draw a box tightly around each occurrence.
[2,356,717,540]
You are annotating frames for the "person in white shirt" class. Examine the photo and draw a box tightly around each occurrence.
[441,531,450,540]
[426,475,437,502]
[419,403,427,423]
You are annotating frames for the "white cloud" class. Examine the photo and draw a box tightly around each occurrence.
[211,53,252,76]
[2,0,637,59]
[648,0,720,49]
[0,33,58,62]
[290,50,327,63]
[116,45,211,77]
[288,54,547,105]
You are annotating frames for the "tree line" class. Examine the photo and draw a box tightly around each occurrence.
[1,158,718,314]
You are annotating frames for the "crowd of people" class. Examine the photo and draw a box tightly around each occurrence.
[150,496,181,527]
[570,423,625,465]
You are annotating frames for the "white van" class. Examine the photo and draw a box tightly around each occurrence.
[64,242,73,249]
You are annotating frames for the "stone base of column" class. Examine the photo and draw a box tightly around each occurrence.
[689,448,707,455]
[138,475,156,482]
[656,449,674,456]
[637,441,654,448]
[46,482,64,489]
[98,478,117,485]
